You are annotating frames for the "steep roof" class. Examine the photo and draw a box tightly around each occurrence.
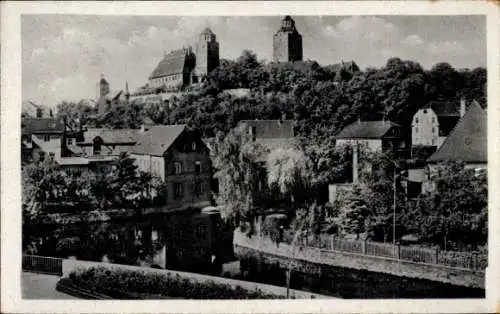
[80,128,140,144]
[427,102,487,164]
[335,120,400,139]
[131,125,186,156]
[21,117,64,135]
[238,120,294,139]
[149,49,190,79]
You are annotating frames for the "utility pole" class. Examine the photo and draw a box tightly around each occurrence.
[393,166,397,246]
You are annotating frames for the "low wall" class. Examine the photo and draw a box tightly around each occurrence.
[61,259,329,299]
[233,232,485,289]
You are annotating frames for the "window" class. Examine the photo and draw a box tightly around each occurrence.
[415,117,418,123]
[93,140,101,155]
[38,151,45,162]
[174,183,184,199]
[67,138,74,146]
[192,142,197,151]
[432,117,435,123]
[415,127,418,133]
[195,182,203,196]
[423,109,428,114]
[195,225,207,239]
[43,135,50,142]
[431,127,435,134]
[195,161,201,174]
[432,139,436,146]
[174,162,182,174]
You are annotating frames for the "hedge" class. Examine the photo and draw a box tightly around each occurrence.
[58,267,286,299]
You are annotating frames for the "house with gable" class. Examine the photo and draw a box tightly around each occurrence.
[130,125,212,211]
[409,101,486,195]
[21,117,65,163]
[329,120,405,202]
[411,98,466,149]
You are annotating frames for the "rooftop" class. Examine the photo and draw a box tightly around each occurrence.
[427,102,487,164]
[238,120,295,139]
[149,48,193,79]
[335,120,401,139]
[131,125,187,156]
[80,128,140,144]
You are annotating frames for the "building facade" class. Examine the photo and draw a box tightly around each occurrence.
[273,16,303,63]
[131,125,212,211]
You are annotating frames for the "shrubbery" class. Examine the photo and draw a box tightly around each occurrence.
[58,267,285,299]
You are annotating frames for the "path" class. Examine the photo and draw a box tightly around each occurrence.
[22,272,78,299]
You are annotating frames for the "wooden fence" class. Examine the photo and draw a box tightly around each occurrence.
[22,254,63,276]
[282,232,486,271]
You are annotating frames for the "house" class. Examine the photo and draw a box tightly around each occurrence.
[335,120,404,183]
[238,119,296,161]
[21,117,65,163]
[328,120,404,203]
[410,101,486,195]
[411,98,465,149]
[130,125,212,211]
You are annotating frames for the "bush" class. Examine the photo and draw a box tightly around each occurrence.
[59,267,285,299]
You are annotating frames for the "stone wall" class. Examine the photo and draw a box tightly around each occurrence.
[233,231,485,289]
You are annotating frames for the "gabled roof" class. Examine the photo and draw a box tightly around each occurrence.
[21,117,64,135]
[130,125,187,156]
[80,128,140,144]
[238,120,294,139]
[427,102,487,164]
[149,49,191,79]
[335,120,400,139]
[423,100,460,117]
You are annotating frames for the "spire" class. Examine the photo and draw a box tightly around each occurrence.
[125,81,129,94]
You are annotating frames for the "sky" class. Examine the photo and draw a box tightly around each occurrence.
[22,15,486,108]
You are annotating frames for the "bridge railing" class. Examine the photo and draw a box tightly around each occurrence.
[22,254,63,276]
[279,231,486,271]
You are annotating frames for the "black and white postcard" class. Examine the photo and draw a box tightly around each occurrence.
[1,1,499,313]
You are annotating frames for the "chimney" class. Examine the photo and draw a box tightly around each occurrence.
[460,98,466,118]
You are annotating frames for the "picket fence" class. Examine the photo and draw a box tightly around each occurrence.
[282,232,486,271]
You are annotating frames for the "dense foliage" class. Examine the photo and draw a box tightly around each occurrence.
[47,52,487,249]
[59,267,285,299]
[22,153,164,223]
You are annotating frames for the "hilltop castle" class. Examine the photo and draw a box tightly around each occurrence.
[99,16,308,106]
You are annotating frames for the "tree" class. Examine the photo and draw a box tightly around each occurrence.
[334,188,371,239]
[355,149,406,242]
[266,147,311,210]
[212,125,265,232]
[405,162,487,249]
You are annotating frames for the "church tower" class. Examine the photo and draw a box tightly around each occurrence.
[273,16,303,63]
[195,28,220,79]
[99,73,110,97]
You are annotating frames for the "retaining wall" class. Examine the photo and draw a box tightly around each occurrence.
[233,232,485,289]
